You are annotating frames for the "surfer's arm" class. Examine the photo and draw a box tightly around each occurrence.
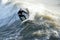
[22,9,29,14]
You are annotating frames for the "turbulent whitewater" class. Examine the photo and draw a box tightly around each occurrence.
[0,0,60,40]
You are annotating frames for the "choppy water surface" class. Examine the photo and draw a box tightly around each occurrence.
[0,0,60,40]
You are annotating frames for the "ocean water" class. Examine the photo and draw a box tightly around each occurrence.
[0,0,60,40]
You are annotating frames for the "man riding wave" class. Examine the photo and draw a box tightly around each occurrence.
[18,8,29,21]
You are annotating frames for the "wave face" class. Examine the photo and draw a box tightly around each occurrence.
[0,0,60,40]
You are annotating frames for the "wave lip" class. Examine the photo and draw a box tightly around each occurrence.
[19,10,60,40]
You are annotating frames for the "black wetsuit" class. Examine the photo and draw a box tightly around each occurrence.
[18,9,29,21]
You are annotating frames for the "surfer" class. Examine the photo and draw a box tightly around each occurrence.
[18,8,29,21]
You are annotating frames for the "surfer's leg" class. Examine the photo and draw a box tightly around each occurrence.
[18,15,23,21]
[23,15,26,19]
[20,17,23,21]
[18,15,26,21]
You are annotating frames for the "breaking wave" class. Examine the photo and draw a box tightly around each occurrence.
[0,0,60,40]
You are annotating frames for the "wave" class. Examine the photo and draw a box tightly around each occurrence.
[0,0,60,40]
